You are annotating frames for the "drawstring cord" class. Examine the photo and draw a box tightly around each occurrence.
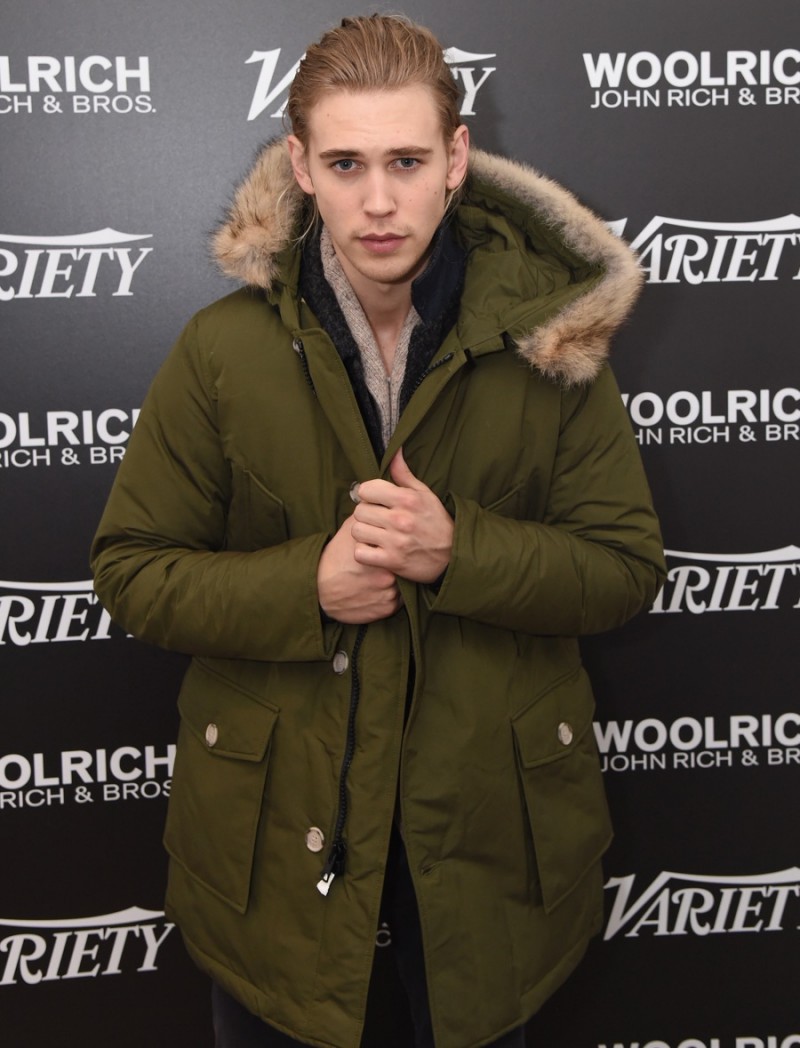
[317,623,368,896]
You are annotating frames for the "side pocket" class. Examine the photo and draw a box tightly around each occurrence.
[164,658,279,913]
[511,667,613,913]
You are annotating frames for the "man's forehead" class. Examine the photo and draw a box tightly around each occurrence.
[304,85,442,147]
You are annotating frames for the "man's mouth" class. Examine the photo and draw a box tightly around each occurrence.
[359,234,407,254]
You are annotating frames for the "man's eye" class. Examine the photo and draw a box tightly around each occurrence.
[333,159,356,172]
[395,158,419,169]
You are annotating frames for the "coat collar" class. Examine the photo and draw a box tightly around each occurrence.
[212,138,643,386]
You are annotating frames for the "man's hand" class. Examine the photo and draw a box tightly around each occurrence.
[350,448,453,584]
[317,514,402,624]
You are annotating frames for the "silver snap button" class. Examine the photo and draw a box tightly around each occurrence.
[205,723,219,747]
[349,481,361,505]
[332,650,349,675]
[305,827,325,853]
[557,722,574,746]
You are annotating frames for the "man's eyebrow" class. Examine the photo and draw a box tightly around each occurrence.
[316,146,435,160]
[385,146,434,158]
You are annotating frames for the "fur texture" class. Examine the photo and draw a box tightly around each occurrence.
[212,139,643,385]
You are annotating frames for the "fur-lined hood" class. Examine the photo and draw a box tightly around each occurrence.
[212,139,642,385]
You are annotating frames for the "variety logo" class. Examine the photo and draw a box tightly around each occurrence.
[599,1036,800,1048]
[652,546,800,615]
[0,55,154,115]
[0,228,153,301]
[604,867,800,939]
[245,45,496,121]
[595,712,800,773]
[621,215,800,285]
[621,387,800,447]
[0,408,139,469]
[0,744,174,808]
[0,907,173,984]
[584,48,800,108]
[0,580,121,646]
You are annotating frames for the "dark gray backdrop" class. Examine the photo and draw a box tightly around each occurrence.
[2,1,798,1046]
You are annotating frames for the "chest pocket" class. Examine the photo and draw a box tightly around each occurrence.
[511,667,612,913]
[485,481,526,518]
[224,463,288,552]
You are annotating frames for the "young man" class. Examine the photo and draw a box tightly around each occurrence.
[92,15,665,1048]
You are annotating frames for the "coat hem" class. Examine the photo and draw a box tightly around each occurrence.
[175,926,363,1048]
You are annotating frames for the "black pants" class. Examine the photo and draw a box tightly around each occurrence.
[212,829,526,1048]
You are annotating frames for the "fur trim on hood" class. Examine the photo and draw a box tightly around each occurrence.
[467,150,643,385]
[212,139,643,385]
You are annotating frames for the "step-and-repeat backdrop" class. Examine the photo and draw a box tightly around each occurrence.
[3,1,798,1045]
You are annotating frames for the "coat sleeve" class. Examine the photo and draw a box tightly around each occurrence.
[90,315,341,662]
[430,365,666,635]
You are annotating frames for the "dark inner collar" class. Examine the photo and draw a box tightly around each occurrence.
[411,220,466,325]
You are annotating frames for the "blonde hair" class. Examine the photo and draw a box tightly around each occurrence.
[286,14,463,147]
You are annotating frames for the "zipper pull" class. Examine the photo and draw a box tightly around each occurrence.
[316,840,347,897]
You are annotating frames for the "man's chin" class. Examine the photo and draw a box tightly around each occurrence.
[357,248,432,289]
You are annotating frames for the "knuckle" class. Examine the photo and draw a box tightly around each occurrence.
[393,510,414,534]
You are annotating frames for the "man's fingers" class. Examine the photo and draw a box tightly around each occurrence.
[356,477,401,508]
[352,541,389,568]
[352,501,388,529]
[356,450,426,506]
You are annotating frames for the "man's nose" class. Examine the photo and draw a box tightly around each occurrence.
[363,172,396,216]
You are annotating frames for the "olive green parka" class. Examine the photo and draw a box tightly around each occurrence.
[91,141,665,1048]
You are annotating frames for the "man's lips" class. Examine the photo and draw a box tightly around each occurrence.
[359,234,407,255]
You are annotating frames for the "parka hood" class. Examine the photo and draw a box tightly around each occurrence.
[212,139,643,385]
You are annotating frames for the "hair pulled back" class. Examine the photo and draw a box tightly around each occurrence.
[286,14,462,146]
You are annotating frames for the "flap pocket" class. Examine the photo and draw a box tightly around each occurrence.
[512,668,612,912]
[177,659,278,760]
[164,659,279,913]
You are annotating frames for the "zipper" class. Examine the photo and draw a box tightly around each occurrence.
[405,351,455,400]
[316,623,368,896]
[315,348,467,896]
[386,374,396,440]
[291,337,316,396]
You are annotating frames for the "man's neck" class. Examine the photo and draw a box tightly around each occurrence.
[359,287,413,373]
[337,265,413,374]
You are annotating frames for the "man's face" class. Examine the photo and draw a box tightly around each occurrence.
[288,86,469,298]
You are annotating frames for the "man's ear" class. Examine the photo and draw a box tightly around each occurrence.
[287,135,315,195]
[446,124,470,191]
